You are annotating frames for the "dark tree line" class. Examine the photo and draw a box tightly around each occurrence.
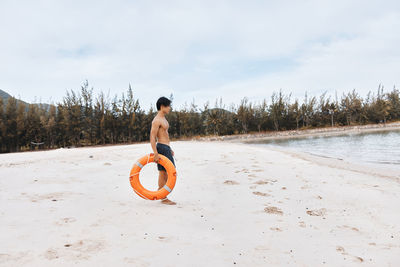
[0,82,399,153]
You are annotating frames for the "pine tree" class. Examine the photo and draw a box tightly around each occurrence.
[45,105,57,148]
[63,89,83,146]
[126,85,137,142]
[387,86,400,121]
[269,91,286,131]
[81,81,94,145]
[5,97,18,152]
[16,101,27,151]
[301,92,317,128]
[94,92,107,144]
[187,99,203,136]
[26,104,41,150]
[0,98,4,152]
[375,85,390,124]
[237,97,254,133]
[55,103,67,147]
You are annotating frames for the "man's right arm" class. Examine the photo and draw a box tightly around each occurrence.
[150,119,160,162]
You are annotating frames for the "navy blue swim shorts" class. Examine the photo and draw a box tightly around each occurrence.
[156,143,175,171]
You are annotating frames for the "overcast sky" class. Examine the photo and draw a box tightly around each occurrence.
[0,0,399,110]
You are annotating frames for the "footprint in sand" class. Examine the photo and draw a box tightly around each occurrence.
[54,217,76,226]
[44,239,105,261]
[336,246,364,262]
[26,192,78,202]
[62,217,76,223]
[0,252,31,264]
[253,191,270,197]
[124,257,150,266]
[264,206,283,215]
[224,180,239,185]
[270,227,282,232]
[157,236,171,241]
[238,168,250,173]
[254,180,269,185]
[306,208,327,216]
[337,225,359,232]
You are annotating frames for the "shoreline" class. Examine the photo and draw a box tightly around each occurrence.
[250,144,400,182]
[194,121,400,142]
[196,122,400,180]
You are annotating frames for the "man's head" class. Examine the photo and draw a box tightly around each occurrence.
[156,96,172,114]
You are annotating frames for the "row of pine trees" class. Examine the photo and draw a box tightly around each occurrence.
[0,81,399,153]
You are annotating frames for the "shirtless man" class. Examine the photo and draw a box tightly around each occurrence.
[150,96,176,205]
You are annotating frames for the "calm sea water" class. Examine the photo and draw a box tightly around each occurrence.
[250,129,400,170]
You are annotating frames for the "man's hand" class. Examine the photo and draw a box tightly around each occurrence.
[154,152,160,163]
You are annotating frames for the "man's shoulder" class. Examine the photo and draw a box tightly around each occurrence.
[152,115,161,124]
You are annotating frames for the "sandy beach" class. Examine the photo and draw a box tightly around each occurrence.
[1,140,399,266]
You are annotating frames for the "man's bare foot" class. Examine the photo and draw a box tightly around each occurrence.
[161,198,176,205]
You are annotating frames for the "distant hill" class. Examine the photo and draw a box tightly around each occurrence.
[0,89,14,101]
[0,88,53,111]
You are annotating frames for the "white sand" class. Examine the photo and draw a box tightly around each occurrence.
[0,141,399,266]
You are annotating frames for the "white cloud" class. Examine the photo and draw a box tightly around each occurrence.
[0,0,399,109]
[211,9,400,105]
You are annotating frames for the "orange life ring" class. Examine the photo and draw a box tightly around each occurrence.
[129,153,177,200]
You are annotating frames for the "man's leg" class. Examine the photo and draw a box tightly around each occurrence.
[158,170,176,205]
[158,170,167,190]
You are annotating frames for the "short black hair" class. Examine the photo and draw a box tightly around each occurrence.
[156,97,172,111]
